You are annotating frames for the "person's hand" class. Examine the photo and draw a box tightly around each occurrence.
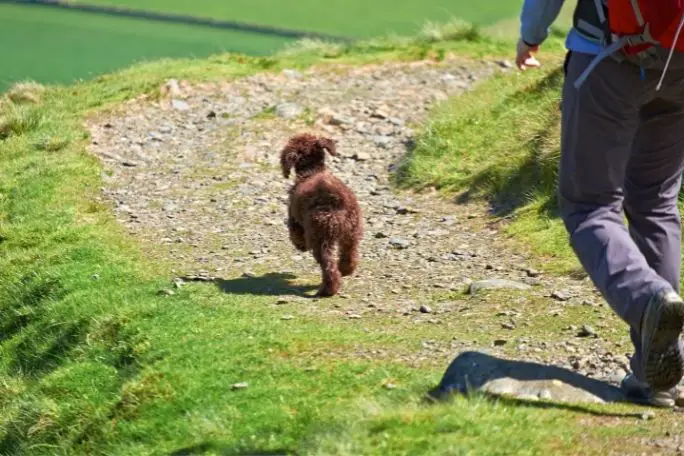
[516,38,541,70]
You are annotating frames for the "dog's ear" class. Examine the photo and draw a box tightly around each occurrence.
[280,146,297,178]
[316,137,337,156]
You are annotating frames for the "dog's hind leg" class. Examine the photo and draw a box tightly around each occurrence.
[338,236,359,277]
[287,217,307,252]
[313,240,341,297]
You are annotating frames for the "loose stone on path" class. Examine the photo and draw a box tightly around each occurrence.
[468,279,532,295]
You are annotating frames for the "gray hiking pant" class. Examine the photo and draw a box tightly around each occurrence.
[560,51,684,380]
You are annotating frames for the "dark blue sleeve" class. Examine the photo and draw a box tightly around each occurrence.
[520,0,566,45]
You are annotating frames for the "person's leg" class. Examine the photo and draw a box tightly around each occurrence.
[559,52,671,330]
[625,99,684,293]
[559,53,684,393]
[624,97,684,383]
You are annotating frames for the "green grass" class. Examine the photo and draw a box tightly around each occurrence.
[0,26,669,456]
[0,3,293,92]
[85,0,524,38]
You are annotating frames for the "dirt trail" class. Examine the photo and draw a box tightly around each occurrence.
[86,56,648,408]
[88,58,583,297]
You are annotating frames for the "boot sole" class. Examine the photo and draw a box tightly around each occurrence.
[642,295,684,391]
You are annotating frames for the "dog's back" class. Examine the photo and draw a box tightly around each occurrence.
[295,172,357,211]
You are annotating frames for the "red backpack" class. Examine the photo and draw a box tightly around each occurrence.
[573,0,684,90]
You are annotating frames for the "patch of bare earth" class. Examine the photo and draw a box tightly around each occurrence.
[86,57,672,416]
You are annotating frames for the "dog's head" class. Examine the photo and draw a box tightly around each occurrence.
[280,133,337,178]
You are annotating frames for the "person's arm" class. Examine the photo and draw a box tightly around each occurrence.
[520,0,566,46]
[516,0,566,69]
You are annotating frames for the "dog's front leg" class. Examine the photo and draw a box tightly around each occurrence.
[287,217,307,252]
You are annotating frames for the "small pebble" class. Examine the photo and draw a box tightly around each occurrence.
[578,325,597,338]
[641,411,655,421]
[551,291,570,301]
[389,238,410,249]
[526,268,540,278]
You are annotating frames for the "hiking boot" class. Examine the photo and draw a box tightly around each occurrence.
[621,373,677,408]
[640,289,684,392]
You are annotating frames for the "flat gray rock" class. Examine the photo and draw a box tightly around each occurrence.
[428,351,627,405]
[469,279,531,294]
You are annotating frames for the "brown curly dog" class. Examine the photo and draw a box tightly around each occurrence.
[280,133,363,297]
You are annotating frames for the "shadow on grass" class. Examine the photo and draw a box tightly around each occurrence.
[9,322,83,376]
[169,442,294,456]
[427,351,651,417]
[454,69,564,218]
[214,272,317,297]
[392,66,565,219]
[0,275,66,344]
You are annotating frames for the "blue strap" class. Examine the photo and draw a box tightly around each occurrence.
[573,36,631,89]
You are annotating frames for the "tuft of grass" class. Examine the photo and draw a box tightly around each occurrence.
[0,102,45,140]
[5,81,46,105]
[278,38,346,59]
[33,135,71,153]
[420,18,482,43]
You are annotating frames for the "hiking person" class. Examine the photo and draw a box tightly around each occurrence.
[516,0,684,407]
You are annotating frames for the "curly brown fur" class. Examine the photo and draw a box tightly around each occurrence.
[280,133,363,297]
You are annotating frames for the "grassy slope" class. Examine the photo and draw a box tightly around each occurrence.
[0,28,670,456]
[0,4,292,92]
[84,0,523,38]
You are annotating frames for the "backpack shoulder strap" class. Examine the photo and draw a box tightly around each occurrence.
[573,0,610,43]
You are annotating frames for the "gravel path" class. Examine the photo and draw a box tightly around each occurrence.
[86,56,664,413]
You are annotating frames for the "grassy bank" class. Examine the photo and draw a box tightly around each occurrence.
[0,27,666,455]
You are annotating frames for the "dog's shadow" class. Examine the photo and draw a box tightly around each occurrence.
[215,272,317,297]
